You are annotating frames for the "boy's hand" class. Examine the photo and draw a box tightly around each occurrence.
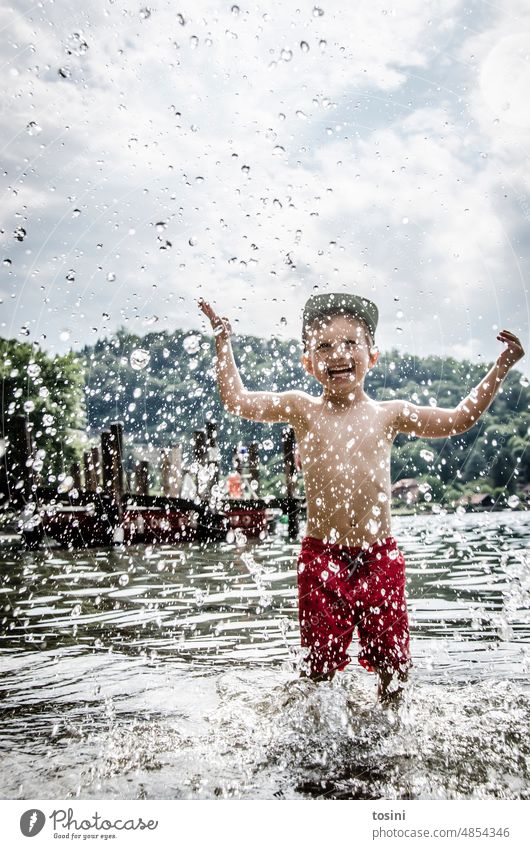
[198,298,232,339]
[496,329,525,370]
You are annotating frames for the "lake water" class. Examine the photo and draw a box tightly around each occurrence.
[1,511,529,800]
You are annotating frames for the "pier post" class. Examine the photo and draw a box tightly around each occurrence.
[194,430,208,499]
[232,446,243,475]
[249,441,260,497]
[205,421,220,491]
[135,460,150,496]
[161,445,182,497]
[110,422,125,502]
[83,449,98,492]
[101,426,124,536]
[282,426,299,539]
[6,415,34,507]
[70,461,82,493]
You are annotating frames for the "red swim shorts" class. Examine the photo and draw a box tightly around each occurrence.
[297,535,411,678]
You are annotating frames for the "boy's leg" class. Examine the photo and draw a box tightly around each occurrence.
[376,665,409,703]
[355,543,412,702]
[297,540,355,681]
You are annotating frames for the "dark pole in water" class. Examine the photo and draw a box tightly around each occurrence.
[101,431,113,493]
[70,461,82,493]
[205,421,220,491]
[101,427,123,540]
[249,441,260,497]
[83,450,98,492]
[110,422,125,503]
[91,446,101,491]
[193,430,208,499]
[232,446,242,474]
[282,426,299,539]
[7,415,34,507]
[135,460,149,496]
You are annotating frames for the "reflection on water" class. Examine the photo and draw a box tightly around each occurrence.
[1,511,529,799]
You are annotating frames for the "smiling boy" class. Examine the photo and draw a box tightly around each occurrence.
[198,294,524,701]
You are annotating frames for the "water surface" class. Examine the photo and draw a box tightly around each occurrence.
[1,511,529,799]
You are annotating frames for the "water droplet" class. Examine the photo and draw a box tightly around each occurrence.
[20,325,30,337]
[142,315,159,326]
[313,6,324,16]
[319,39,327,50]
[183,335,201,355]
[14,227,26,242]
[156,221,167,232]
[281,49,293,61]
[273,145,285,156]
[107,272,116,282]
[27,363,41,379]
[190,35,199,48]
[300,41,309,52]
[3,258,12,266]
[26,121,42,135]
[23,400,35,413]
[262,438,274,451]
[420,449,434,462]
[507,494,520,508]
[139,7,151,20]
[130,348,150,371]
[67,32,89,56]
[188,236,197,246]
[58,67,71,79]
[66,269,76,282]
[57,475,74,494]
[118,573,130,586]
[241,164,250,173]
[177,13,186,25]
[60,330,71,342]
[520,375,529,387]
[231,4,240,14]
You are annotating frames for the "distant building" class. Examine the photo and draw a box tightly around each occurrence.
[391,478,420,504]
[457,492,495,509]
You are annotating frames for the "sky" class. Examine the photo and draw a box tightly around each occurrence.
[1,0,530,377]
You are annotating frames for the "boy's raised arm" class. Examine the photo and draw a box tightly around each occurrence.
[388,329,525,439]
[198,298,307,425]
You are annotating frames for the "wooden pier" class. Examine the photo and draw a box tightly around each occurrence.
[3,416,304,549]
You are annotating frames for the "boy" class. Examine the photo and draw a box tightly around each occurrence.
[198,294,524,701]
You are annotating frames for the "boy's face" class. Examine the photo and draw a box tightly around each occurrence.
[301,313,379,393]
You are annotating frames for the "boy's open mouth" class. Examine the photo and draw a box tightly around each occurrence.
[327,365,355,379]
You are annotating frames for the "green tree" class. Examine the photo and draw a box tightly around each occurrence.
[0,338,85,491]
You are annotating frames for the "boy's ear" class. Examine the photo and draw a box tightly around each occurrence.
[301,352,314,375]
[368,347,380,369]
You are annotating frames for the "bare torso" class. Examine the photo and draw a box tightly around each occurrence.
[294,396,396,548]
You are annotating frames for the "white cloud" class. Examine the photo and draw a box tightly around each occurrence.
[0,0,527,377]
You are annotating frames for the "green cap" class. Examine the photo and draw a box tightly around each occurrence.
[302,293,379,342]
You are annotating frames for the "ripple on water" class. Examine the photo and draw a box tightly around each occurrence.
[0,512,530,798]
